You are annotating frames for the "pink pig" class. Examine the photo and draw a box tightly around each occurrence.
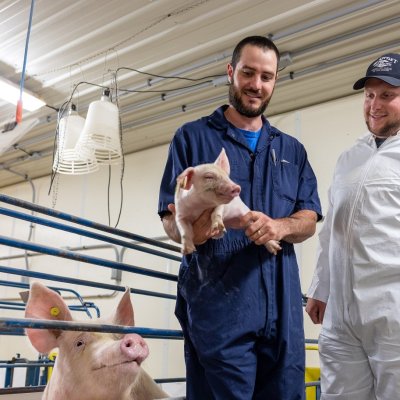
[25,282,168,400]
[174,148,281,255]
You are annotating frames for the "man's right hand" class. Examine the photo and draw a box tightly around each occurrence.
[305,298,327,324]
[191,208,219,245]
[165,204,217,246]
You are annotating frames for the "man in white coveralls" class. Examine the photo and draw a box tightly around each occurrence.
[306,52,400,400]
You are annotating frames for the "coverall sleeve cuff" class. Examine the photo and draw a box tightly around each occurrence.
[306,282,329,303]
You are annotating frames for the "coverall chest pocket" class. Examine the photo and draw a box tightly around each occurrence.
[271,161,299,203]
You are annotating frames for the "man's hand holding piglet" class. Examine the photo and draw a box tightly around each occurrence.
[167,204,221,246]
[241,209,318,246]
[241,211,283,246]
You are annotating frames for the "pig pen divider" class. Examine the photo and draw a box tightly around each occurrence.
[0,193,320,398]
[0,280,100,319]
[0,194,185,394]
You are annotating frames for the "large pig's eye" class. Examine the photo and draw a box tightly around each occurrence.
[74,338,85,348]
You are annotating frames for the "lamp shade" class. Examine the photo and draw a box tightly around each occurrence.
[53,108,99,175]
[75,91,122,165]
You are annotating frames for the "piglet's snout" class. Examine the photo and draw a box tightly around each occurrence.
[231,184,241,197]
[120,334,149,365]
[220,183,240,200]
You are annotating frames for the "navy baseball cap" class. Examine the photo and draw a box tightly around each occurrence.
[353,53,400,90]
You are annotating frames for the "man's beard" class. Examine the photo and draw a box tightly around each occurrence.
[228,84,271,118]
[366,119,400,137]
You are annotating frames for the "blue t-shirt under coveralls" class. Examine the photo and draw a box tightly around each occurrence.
[158,105,322,400]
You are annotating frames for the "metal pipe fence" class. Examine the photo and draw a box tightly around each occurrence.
[0,193,320,399]
[0,194,183,394]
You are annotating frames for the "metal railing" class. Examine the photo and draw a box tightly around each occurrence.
[0,194,184,394]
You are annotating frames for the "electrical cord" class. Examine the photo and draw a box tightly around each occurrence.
[113,73,125,229]
[117,80,213,93]
[116,66,226,81]
[47,66,225,220]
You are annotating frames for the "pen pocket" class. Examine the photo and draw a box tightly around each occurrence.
[271,161,299,203]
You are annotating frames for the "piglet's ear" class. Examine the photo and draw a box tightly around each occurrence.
[112,287,135,327]
[25,282,73,354]
[176,167,195,190]
[214,148,230,175]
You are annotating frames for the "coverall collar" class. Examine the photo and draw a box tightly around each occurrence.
[206,105,280,153]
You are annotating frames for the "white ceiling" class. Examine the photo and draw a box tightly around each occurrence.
[0,0,399,188]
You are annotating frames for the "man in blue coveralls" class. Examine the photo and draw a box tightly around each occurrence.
[158,36,322,400]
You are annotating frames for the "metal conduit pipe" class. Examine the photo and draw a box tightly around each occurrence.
[291,15,400,58]
[116,35,400,119]
[0,302,99,318]
[1,31,396,170]
[41,0,386,101]
[0,206,181,282]
[2,8,398,171]
[0,201,183,390]
[0,243,118,262]
[103,1,394,110]
[0,386,46,395]
[0,280,101,318]
[0,196,180,304]
[0,363,54,369]
[105,38,400,132]
[0,0,391,165]
[0,244,122,302]
[0,206,181,263]
[117,234,171,281]
[0,366,186,387]
[0,148,53,171]
[0,317,183,340]
[0,236,170,301]
[0,265,176,301]
[271,0,385,41]
[125,94,228,130]
[0,194,181,254]
[0,267,175,334]
[119,235,176,262]
[3,34,397,172]
[279,39,400,84]
[0,168,37,284]
[0,235,177,282]
[0,266,176,335]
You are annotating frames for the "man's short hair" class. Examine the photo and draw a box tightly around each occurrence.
[231,36,280,70]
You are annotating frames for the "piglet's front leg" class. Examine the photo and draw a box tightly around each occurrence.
[211,205,226,239]
[265,240,282,255]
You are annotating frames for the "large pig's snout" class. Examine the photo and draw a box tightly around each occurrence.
[120,334,149,365]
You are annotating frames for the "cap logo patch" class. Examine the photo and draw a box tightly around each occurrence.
[372,57,398,72]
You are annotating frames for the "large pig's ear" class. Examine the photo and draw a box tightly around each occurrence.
[25,282,73,353]
[112,287,135,327]
[214,148,230,175]
[176,167,195,190]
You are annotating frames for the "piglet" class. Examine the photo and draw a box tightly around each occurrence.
[174,148,281,255]
[25,282,168,400]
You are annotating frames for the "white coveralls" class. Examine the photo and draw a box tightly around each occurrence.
[308,132,400,400]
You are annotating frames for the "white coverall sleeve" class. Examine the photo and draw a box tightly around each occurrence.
[306,187,333,303]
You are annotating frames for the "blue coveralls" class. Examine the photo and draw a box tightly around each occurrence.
[158,105,322,400]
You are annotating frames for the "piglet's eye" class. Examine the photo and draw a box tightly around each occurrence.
[75,339,85,348]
